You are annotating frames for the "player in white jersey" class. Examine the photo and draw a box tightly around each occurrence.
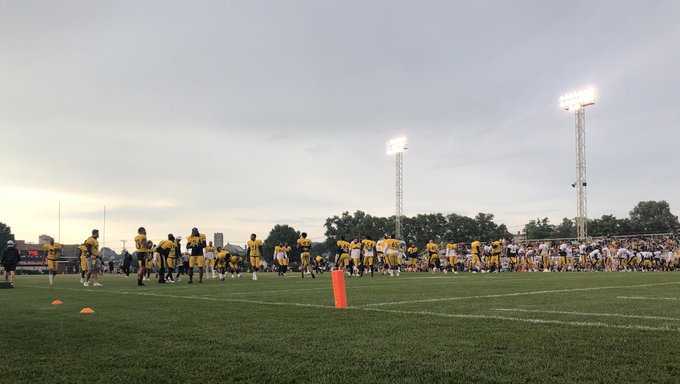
[204,242,216,279]
[350,239,362,276]
[376,237,387,275]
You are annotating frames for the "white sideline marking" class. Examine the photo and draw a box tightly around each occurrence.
[617,296,680,301]
[494,308,680,322]
[21,286,680,332]
[364,281,680,307]
[358,307,678,332]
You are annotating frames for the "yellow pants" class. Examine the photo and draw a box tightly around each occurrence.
[471,254,480,266]
[47,259,58,271]
[301,252,311,267]
[80,256,89,272]
[448,256,457,265]
[249,256,261,269]
[189,256,205,268]
[338,253,350,267]
[167,257,176,269]
[363,256,374,266]
[488,255,499,267]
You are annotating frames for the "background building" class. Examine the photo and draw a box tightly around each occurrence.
[214,233,224,248]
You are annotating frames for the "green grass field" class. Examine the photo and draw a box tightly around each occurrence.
[2,271,680,384]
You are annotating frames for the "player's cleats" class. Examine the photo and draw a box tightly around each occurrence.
[83,281,89,287]
[80,278,84,284]
[252,274,258,281]
[93,282,103,287]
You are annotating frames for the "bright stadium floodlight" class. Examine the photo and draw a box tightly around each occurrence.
[559,87,596,111]
[560,87,597,241]
[386,136,408,155]
[386,136,407,240]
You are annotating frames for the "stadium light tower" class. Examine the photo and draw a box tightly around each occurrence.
[386,136,408,240]
[560,87,596,241]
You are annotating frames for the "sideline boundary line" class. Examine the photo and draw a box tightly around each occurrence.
[364,281,680,307]
[493,308,680,321]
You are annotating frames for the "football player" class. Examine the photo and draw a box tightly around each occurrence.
[470,240,481,273]
[426,240,440,272]
[489,239,502,273]
[158,234,176,283]
[361,236,376,277]
[84,229,102,287]
[186,227,207,283]
[246,234,263,280]
[445,242,457,274]
[204,241,217,279]
[43,238,62,287]
[406,243,418,272]
[134,227,150,286]
[336,236,351,274]
[274,242,290,277]
[215,247,229,281]
[384,235,401,277]
[297,232,315,279]
[349,239,362,276]
[228,251,242,279]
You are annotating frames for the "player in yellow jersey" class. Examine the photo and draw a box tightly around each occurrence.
[228,251,242,278]
[78,243,88,283]
[470,240,481,273]
[215,247,229,281]
[361,236,376,277]
[444,242,458,274]
[314,255,325,275]
[376,236,387,275]
[158,234,176,283]
[336,236,351,274]
[186,228,207,283]
[246,234,263,280]
[406,244,418,271]
[274,243,291,277]
[43,238,62,287]
[489,240,502,273]
[297,232,315,279]
[84,229,102,287]
[384,235,401,277]
[134,227,150,286]
[426,240,440,272]
[204,241,217,279]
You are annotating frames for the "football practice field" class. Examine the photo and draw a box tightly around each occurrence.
[3,272,680,384]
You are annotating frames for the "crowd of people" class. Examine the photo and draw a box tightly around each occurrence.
[2,229,678,289]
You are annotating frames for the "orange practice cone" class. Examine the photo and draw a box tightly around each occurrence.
[79,307,95,314]
[331,270,348,309]
[51,299,63,305]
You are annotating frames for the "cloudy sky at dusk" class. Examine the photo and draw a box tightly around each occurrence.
[2,0,679,250]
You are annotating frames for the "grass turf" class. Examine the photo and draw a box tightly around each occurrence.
[2,272,680,383]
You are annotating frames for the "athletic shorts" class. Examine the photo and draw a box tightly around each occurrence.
[80,257,89,271]
[47,259,58,271]
[363,256,374,266]
[189,256,205,268]
[249,256,261,269]
[167,257,176,269]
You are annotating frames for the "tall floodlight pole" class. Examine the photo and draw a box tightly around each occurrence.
[560,87,596,241]
[386,137,408,240]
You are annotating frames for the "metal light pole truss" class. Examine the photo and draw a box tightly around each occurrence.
[560,87,596,242]
[395,151,404,240]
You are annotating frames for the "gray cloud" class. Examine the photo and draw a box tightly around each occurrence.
[1,0,679,248]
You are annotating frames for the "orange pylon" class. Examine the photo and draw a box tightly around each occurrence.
[79,307,95,314]
[51,299,64,305]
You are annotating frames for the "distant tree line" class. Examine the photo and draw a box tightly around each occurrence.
[523,200,680,239]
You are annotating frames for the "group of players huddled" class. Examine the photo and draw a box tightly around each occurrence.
[34,228,680,288]
[337,235,680,276]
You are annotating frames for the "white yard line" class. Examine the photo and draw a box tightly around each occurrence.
[364,281,680,307]
[21,285,680,332]
[617,296,680,301]
[494,308,680,322]
[358,307,678,332]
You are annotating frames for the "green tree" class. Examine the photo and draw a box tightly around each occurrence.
[263,224,300,262]
[524,218,555,240]
[629,201,680,234]
[0,222,15,254]
[554,218,576,238]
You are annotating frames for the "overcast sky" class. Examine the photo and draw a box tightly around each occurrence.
[1,0,679,250]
